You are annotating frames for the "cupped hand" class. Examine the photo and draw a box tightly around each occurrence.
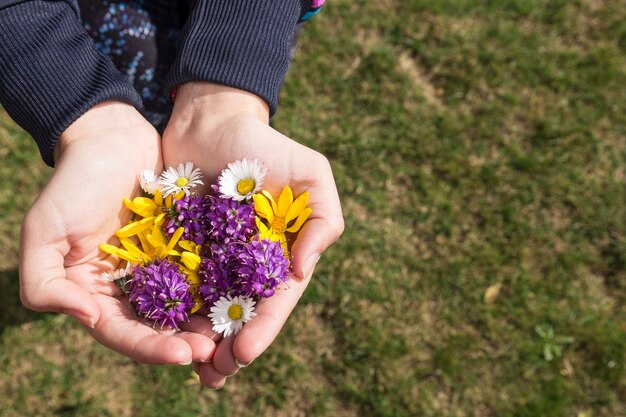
[19,102,216,364]
[162,83,344,388]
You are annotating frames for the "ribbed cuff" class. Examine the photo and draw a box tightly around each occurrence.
[0,1,143,166]
[166,0,303,116]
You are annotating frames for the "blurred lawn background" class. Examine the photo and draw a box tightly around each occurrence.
[1,0,625,416]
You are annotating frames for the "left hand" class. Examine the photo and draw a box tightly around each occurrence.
[162,82,344,388]
[19,102,216,365]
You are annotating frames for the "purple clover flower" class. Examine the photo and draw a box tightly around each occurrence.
[163,195,209,245]
[199,238,290,304]
[238,239,290,298]
[199,242,243,305]
[204,186,256,244]
[128,259,194,330]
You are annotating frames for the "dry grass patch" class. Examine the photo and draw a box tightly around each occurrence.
[0,316,135,417]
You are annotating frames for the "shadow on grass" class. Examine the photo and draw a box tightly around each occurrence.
[0,268,41,334]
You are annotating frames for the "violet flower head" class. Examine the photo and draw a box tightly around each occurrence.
[128,259,195,330]
[238,239,290,298]
[204,190,256,244]
[164,195,209,245]
[199,242,243,305]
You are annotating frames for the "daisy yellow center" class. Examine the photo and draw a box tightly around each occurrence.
[228,304,243,320]
[237,178,255,195]
[175,177,189,187]
[271,216,286,234]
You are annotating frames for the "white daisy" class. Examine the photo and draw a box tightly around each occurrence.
[99,262,133,282]
[218,158,268,201]
[158,162,204,197]
[138,169,161,195]
[209,295,256,337]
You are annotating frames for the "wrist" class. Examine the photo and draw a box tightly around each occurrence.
[54,101,155,165]
[171,82,270,124]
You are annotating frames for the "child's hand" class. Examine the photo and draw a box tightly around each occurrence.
[19,102,216,364]
[162,82,344,388]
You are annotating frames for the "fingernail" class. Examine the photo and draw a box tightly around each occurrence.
[236,358,253,368]
[63,309,96,328]
[215,380,226,390]
[301,252,321,280]
[178,358,193,365]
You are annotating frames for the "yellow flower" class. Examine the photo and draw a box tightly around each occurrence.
[179,248,203,313]
[253,186,311,251]
[100,225,184,265]
[116,189,173,238]
[178,240,202,256]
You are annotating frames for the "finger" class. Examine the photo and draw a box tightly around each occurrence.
[290,176,344,280]
[20,217,100,327]
[212,335,239,376]
[233,273,311,365]
[175,331,217,363]
[87,294,193,365]
[90,255,127,298]
[196,363,228,389]
[179,314,223,343]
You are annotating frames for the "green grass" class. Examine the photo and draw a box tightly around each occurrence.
[1,0,625,416]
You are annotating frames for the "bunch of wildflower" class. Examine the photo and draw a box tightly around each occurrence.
[99,159,311,336]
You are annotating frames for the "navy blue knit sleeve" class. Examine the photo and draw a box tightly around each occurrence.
[166,1,308,116]
[0,1,143,166]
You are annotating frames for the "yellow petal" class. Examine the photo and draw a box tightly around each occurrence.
[124,197,157,217]
[115,249,143,264]
[101,244,142,263]
[136,231,151,254]
[277,186,294,217]
[151,222,167,243]
[256,217,268,232]
[285,191,309,223]
[286,207,312,233]
[190,295,203,314]
[100,244,121,257]
[265,232,286,245]
[154,246,166,258]
[154,189,163,206]
[167,227,185,252]
[186,271,201,286]
[253,193,275,223]
[119,238,148,261]
[146,226,166,249]
[181,251,201,272]
[261,190,279,214]
[178,240,197,253]
[116,217,154,238]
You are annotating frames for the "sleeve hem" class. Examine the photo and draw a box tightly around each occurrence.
[0,1,142,166]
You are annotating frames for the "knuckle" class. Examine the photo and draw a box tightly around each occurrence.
[316,153,332,170]
[19,287,40,311]
[330,216,345,239]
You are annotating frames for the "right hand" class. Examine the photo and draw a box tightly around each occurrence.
[162,83,345,387]
[19,102,216,364]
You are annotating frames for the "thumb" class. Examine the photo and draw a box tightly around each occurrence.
[19,214,100,328]
[289,166,344,279]
[290,215,344,280]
